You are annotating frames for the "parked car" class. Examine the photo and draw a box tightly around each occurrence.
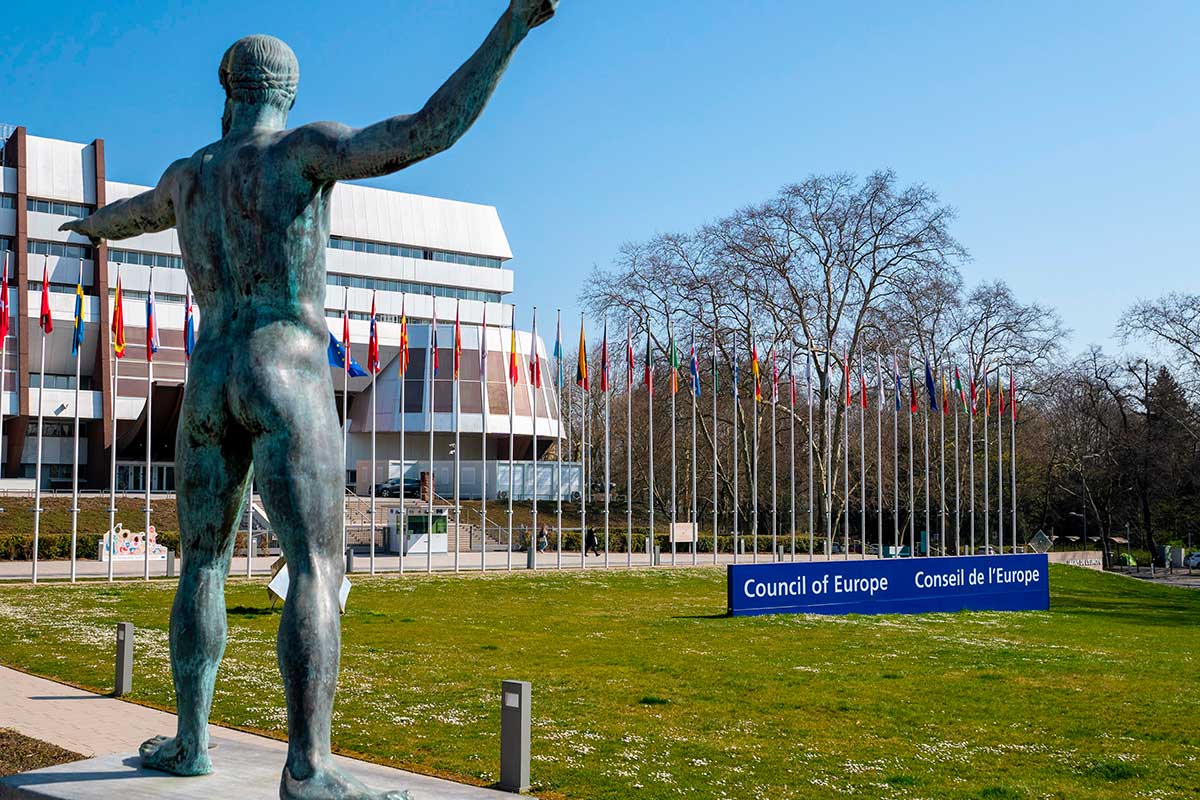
[1185,552,1200,569]
[373,477,419,498]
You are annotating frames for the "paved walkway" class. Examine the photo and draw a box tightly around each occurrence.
[0,666,510,798]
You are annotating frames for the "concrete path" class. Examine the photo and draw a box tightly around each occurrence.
[0,666,511,799]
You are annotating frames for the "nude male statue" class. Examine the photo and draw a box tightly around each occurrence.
[61,2,558,797]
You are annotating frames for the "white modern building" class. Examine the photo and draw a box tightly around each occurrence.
[0,125,572,499]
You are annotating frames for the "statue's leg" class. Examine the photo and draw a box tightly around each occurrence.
[247,381,408,800]
[140,373,253,776]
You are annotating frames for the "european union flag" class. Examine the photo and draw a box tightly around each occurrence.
[327,332,368,377]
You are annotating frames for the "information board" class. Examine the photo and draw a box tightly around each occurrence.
[727,554,1050,617]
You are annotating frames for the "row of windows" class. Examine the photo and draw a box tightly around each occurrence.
[28,280,90,296]
[110,248,183,270]
[113,287,188,305]
[327,272,501,303]
[27,198,94,218]
[31,373,94,390]
[329,309,403,325]
[26,419,92,437]
[0,194,14,210]
[328,236,502,269]
[28,239,95,261]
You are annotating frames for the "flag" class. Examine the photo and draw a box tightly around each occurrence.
[38,264,53,333]
[876,353,885,407]
[750,337,761,402]
[71,272,85,357]
[508,325,519,386]
[626,322,635,390]
[0,252,8,343]
[431,308,440,377]
[771,347,779,402]
[860,368,868,409]
[327,332,368,376]
[970,369,978,413]
[690,331,701,397]
[984,367,992,415]
[367,292,380,374]
[1009,367,1016,420]
[955,366,967,411]
[342,300,350,354]
[531,310,542,388]
[669,322,679,395]
[453,300,463,380]
[575,318,589,389]
[644,329,654,395]
[997,368,1006,416]
[553,313,563,388]
[909,360,919,413]
[941,371,949,416]
[145,272,159,361]
[790,360,797,405]
[184,288,196,360]
[399,296,410,375]
[599,318,608,392]
[732,359,739,399]
[478,305,487,375]
[844,348,852,407]
[893,353,902,412]
[111,276,126,359]
[924,360,938,412]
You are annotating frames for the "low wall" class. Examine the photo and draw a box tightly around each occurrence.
[1045,550,1104,570]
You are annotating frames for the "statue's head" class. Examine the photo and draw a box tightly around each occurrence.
[219,35,299,135]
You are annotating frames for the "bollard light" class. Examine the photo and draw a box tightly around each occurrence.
[499,680,531,793]
[345,547,355,574]
[114,622,134,696]
[166,549,176,578]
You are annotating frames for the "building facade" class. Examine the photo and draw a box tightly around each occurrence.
[0,126,567,497]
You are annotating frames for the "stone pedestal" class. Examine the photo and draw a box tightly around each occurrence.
[0,736,512,800]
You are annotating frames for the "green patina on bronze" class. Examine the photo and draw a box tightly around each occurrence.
[61,3,558,797]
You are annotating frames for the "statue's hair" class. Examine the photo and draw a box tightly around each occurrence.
[219,35,298,111]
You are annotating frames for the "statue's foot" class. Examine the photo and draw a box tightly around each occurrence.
[139,734,213,776]
[281,762,410,800]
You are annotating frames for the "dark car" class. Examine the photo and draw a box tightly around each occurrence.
[374,477,419,498]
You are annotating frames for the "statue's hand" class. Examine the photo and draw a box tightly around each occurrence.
[511,0,558,29]
[59,217,101,244]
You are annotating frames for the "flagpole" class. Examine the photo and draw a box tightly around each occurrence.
[859,367,866,560]
[807,357,814,560]
[939,369,947,557]
[789,359,796,561]
[969,368,976,555]
[428,308,437,575]
[32,258,51,584]
[370,300,377,576]
[907,353,916,557]
[825,355,834,557]
[479,310,487,572]
[579,314,587,569]
[144,266,155,582]
[507,317,515,572]
[70,259,83,582]
[647,323,655,567]
[997,366,1004,555]
[627,321,634,569]
[954,367,961,555]
[690,327,698,567]
[770,348,777,561]
[245,479,254,579]
[399,296,407,575]
[603,316,611,568]
[751,326,759,564]
[983,365,991,555]
[842,353,849,561]
[342,290,349,557]
[923,362,931,558]
[107,266,122,583]
[893,353,900,555]
[711,323,719,564]
[555,311,563,569]
[531,308,539,570]
[876,354,884,558]
[453,304,461,574]
[670,315,677,567]
[731,355,738,564]
[1010,369,1017,549]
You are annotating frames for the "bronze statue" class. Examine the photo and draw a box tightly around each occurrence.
[62,2,558,797]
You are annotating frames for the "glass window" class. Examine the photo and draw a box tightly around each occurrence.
[433,381,452,413]
[460,381,483,414]
[51,202,67,215]
[487,382,508,415]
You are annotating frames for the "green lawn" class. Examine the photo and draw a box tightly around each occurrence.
[0,566,1196,799]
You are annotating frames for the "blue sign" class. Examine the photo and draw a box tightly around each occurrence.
[727,554,1050,617]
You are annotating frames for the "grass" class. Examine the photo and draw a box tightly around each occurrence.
[0,565,1197,799]
[0,729,83,778]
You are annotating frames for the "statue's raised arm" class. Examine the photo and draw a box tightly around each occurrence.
[59,159,186,242]
[299,0,558,183]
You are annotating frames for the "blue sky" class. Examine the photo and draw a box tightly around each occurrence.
[3,1,1197,353]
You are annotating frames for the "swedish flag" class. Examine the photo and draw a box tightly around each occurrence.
[71,280,85,357]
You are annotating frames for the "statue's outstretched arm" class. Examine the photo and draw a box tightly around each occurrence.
[299,0,558,183]
[60,159,185,242]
